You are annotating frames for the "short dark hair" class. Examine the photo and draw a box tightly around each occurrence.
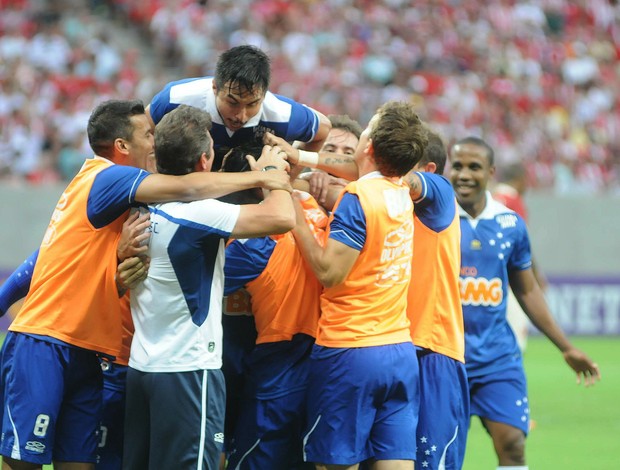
[451,136,495,166]
[328,114,363,139]
[370,101,428,177]
[87,100,145,159]
[154,105,213,176]
[218,141,264,205]
[214,45,271,96]
[418,129,447,175]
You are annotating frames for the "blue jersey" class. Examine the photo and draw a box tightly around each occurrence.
[459,193,532,378]
[148,77,320,154]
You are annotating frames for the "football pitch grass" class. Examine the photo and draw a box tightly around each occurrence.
[463,336,619,469]
[0,336,618,469]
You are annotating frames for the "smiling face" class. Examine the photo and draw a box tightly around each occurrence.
[213,80,265,132]
[119,114,155,170]
[449,142,495,217]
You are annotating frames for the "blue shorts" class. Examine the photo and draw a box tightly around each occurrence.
[227,388,313,470]
[303,342,419,465]
[416,349,469,470]
[97,361,127,470]
[0,332,103,465]
[123,367,226,470]
[468,363,530,435]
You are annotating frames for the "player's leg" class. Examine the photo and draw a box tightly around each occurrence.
[416,350,469,470]
[481,419,526,467]
[95,362,127,470]
[303,346,378,467]
[148,369,225,470]
[122,368,151,469]
[468,365,529,468]
[368,342,418,470]
[1,333,101,469]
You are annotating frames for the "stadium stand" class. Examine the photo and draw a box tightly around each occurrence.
[1,0,619,194]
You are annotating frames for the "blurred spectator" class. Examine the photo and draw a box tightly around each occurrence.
[1,0,620,195]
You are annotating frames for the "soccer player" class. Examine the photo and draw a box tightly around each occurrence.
[290,101,428,469]
[449,136,601,469]
[220,143,326,470]
[0,99,290,470]
[298,114,362,206]
[123,105,295,469]
[403,131,469,470]
[145,44,331,172]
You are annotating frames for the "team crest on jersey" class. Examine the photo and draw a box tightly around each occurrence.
[459,276,503,306]
[496,214,517,229]
[470,239,482,250]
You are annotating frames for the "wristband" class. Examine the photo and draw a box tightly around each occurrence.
[298,150,319,168]
[262,165,278,171]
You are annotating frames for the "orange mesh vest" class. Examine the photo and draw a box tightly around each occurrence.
[11,158,127,357]
[245,194,326,344]
[317,176,414,348]
[407,204,465,362]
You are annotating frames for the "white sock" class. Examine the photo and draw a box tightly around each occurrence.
[497,466,528,470]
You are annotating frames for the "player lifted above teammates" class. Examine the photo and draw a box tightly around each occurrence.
[146,44,331,171]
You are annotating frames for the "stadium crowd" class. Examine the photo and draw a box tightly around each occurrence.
[1,0,619,194]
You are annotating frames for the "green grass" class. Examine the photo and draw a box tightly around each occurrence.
[1,336,618,469]
[463,337,620,469]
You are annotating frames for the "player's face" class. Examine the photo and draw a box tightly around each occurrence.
[123,114,155,170]
[213,81,265,132]
[449,143,495,209]
[321,128,359,156]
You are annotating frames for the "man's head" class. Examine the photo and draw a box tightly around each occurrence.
[218,141,265,205]
[154,105,214,176]
[499,161,528,195]
[412,129,447,174]
[213,45,271,132]
[322,115,363,156]
[449,136,495,212]
[357,101,428,177]
[87,99,153,169]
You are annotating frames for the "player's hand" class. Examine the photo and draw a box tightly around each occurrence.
[116,256,150,295]
[563,348,601,387]
[249,144,290,172]
[305,171,347,205]
[263,132,300,165]
[118,209,151,261]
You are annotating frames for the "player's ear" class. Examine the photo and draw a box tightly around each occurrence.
[114,138,129,154]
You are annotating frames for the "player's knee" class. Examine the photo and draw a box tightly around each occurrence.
[496,431,526,464]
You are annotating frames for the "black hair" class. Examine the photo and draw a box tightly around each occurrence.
[214,45,271,95]
[87,100,145,159]
[451,136,495,166]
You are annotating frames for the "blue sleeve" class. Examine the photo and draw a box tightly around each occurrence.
[148,78,194,124]
[274,94,319,143]
[508,216,532,271]
[224,237,276,295]
[88,166,149,228]
[0,249,39,316]
[413,172,457,233]
[329,192,366,250]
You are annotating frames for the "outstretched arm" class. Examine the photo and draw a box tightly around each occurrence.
[509,268,601,386]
